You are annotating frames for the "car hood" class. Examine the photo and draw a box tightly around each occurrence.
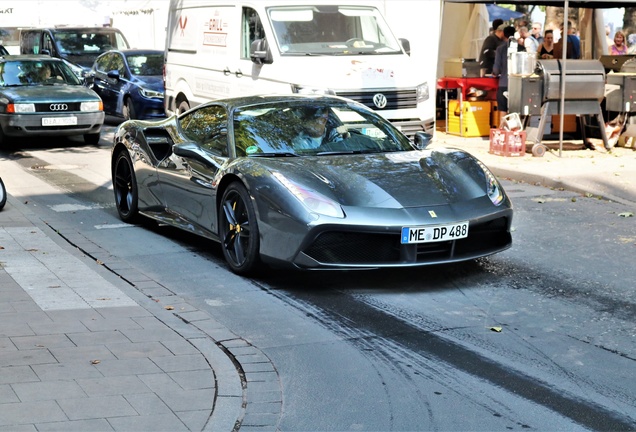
[0,85,100,102]
[252,150,490,209]
[131,75,164,92]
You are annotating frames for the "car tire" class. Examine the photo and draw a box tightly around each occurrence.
[0,127,12,147]
[177,100,190,114]
[123,97,136,120]
[219,182,261,275]
[113,150,139,223]
[0,177,6,210]
[84,133,101,145]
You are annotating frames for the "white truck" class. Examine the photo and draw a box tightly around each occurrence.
[164,0,437,137]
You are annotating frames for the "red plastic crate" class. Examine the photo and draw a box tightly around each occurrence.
[489,129,526,157]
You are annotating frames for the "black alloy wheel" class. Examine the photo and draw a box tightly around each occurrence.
[219,182,261,275]
[113,151,139,222]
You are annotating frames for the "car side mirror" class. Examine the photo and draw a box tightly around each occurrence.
[414,131,432,150]
[107,70,120,80]
[250,38,273,65]
[399,38,411,56]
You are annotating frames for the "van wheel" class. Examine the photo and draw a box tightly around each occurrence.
[177,100,190,114]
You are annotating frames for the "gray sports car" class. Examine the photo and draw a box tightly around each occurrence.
[112,95,512,275]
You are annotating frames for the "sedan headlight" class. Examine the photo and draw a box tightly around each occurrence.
[416,82,429,102]
[140,88,164,99]
[81,101,103,112]
[9,103,35,113]
[272,171,344,218]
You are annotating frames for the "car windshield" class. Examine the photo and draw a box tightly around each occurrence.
[0,60,82,86]
[267,6,403,55]
[233,101,413,157]
[53,30,129,56]
[125,53,164,76]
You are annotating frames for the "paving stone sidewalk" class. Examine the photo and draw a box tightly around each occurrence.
[0,195,243,431]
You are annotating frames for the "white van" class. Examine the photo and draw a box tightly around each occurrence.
[164,0,435,137]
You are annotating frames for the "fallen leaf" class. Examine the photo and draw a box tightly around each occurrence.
[618,212,634,218]
[96,297,111,301]
[96,259,104,265]
[0,246,4,250]
[571,197,577,202]
[585,193,594,198]
[165,305,175,310]
[90,359,101,365]
[489,326,503,332]
[26,248,38,252]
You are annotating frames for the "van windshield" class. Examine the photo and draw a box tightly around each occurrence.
[267,6,403,56]
[52,29,129,57]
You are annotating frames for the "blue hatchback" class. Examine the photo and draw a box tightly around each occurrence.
[87,49,165,121]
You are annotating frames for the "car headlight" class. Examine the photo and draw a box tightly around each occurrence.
[140,88,164,99]
[290,84,336,95]
[272,171,344,218]
[9,103,35,113]
[416,82,429,102]
[476,160,504,206]
[81,101,103,111]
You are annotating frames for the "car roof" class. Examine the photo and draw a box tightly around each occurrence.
[109,49,164,56]
[0,55,63,63]
[209,94,361,112]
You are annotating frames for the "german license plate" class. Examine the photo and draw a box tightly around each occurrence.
[42,117,77,126]
[401,221,469,244]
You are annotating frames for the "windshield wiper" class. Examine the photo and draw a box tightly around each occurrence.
[316,149,378,156]
[248,152,298,157]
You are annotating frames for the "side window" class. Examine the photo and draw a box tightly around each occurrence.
[20,31,40,54]
[180,106,229,156]
[241,7,265,59]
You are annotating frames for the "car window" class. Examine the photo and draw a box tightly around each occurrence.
[125,53,163,76]
[180,106,229,156]
[0,60,81,86]
[233,102,413,156]
[96,52,124,75]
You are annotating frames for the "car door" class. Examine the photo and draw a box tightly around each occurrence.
[156,104,230,235]
[92,52,125,115]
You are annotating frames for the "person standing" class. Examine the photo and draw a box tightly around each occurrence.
[537,30,555,59]
[492,26,517,117]
[609,30,628,55]
[531,22,544,45]
[478,19,505,76]
[553,20,580,59]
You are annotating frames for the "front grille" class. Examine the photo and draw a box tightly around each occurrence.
[302,216,511,266]
[304,232,401,264]
[335,89,417,110]
[34,103,82,112]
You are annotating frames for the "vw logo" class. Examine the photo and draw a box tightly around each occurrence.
[49,104,68,111]
[372,93,387,109]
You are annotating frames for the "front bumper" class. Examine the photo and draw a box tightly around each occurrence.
[0,112,104,137]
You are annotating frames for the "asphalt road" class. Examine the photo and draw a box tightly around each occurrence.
[1,125,635,431]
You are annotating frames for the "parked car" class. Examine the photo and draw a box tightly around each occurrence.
[87,49,165,121]
[20,27,130,76]
[111,95,513,275]
[0,55,104,145]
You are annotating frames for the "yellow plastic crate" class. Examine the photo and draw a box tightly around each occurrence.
[448,100,492,137]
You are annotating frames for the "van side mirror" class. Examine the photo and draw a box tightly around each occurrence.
[399,38,411,56]
[250,38,273,65]
[414,131,432,149]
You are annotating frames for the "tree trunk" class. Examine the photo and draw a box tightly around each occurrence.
[623,7,636,45]
[544,6,580,36]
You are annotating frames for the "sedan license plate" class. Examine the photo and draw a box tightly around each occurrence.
[42,117,77,126]
[401,221,469,244]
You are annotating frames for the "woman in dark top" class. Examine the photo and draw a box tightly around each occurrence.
[537,30,554,59]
